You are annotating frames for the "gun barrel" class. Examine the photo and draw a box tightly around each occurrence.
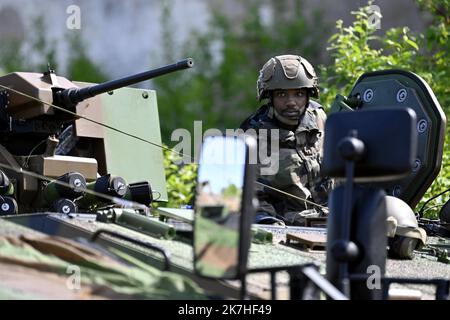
[55,58,194,107]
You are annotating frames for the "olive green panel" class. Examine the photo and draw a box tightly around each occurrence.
[99,88,168,201]
[336,70,446,208]
[157,207,194,223]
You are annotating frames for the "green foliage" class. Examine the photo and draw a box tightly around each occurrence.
[319,4,422,107]
[0,39,25,74]
[30,17,58,72]
[0,16,58,74]
[222,184,241,198]
[321,1,450,217]
[154,0,327,143]
[66,32,109,83]
[156,146,198,209]
[0,16,107,85]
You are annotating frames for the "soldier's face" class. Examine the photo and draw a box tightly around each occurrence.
[272,88,308,122]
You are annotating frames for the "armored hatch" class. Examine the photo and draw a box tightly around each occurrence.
[331,70,447,209]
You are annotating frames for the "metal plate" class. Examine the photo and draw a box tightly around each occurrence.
[345,70,446,208]
[74,84,168,201]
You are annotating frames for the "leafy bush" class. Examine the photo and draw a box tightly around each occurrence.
[320,0,450,217]
[157,146,198,209]
[0,18,107,84]
[0,16,58,74]
[66,32,109,83]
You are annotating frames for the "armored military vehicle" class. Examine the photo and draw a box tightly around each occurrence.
[0,61,448,300]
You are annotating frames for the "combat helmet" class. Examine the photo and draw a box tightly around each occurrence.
[256,54,319,101]
[385,196,427,259]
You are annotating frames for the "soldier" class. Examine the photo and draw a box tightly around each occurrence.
[240,54,333,225]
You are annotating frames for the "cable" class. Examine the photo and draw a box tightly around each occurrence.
[255,181,327,210]
[24,139,47,168]
[421,204,445,215]
[417,187,450,218]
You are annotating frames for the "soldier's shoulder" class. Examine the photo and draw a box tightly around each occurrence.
[308,100,325,113]
[303,100,327,131]
[307,100,327,120]
[240,105,273,130]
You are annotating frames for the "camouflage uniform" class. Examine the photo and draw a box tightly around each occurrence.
[241,102,332,225]
[241,54,332,225]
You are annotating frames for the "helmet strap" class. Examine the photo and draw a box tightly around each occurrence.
[267,103,275,119]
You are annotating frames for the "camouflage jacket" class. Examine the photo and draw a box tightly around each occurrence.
[240,101,333,220]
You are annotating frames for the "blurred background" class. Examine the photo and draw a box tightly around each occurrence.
[0,0,448,213]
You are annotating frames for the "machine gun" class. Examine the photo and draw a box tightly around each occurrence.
[53,59,193,111]
[0,58,193,213]
[0,59,193,155]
